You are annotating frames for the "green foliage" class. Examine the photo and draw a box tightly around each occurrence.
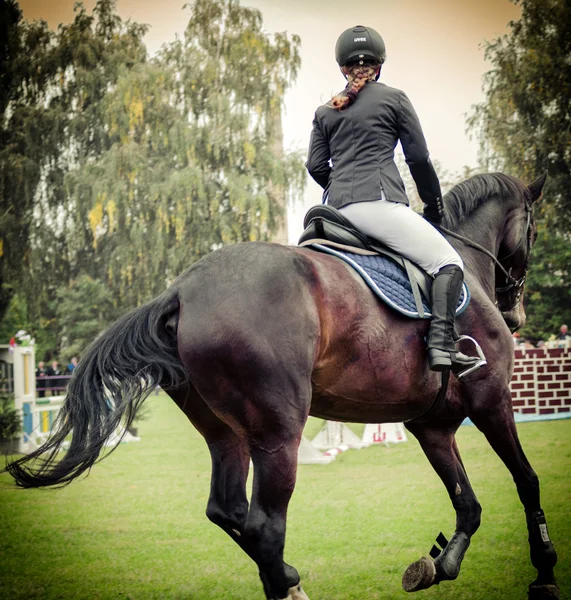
[468,0,570,340]
[0,393,21,441]
[66,0,305,308]
[0,293,28,344]
[523,223,571,341]
[469,0,570,230]
[0,294,57,361]
[0,0,54,319]
[55,275,118,361]
[0,0,149,323]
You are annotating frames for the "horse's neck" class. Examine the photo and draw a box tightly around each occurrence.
[453,199,509,293]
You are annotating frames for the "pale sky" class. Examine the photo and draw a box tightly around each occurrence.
[19,0,521,241]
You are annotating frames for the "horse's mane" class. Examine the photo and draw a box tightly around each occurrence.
[442,173,528,228]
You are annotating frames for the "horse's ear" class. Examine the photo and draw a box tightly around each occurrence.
[527,172,548,203]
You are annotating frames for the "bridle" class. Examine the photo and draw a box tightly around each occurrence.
[494,204,533,303]
[438,201,533,312]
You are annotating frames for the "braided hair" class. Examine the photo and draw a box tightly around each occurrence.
[331,61,381,110]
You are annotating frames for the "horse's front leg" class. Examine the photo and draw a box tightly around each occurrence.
[402,420,482,592]
[471,395,559,600]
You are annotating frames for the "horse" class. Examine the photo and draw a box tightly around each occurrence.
[3,172,559,600]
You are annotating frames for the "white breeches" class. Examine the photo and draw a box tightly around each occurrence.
[338,199,463,276]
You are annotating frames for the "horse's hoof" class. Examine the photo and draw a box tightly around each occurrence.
[290,584,310,600]
[281,584,310,600]
[528,584,560,599]
[402,556,436,592]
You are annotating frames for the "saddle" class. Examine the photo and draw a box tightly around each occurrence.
[298,205,469,319]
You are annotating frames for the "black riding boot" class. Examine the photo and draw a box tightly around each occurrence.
[427,265,485,377]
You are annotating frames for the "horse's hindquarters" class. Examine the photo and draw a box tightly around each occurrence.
[174,244,321,433]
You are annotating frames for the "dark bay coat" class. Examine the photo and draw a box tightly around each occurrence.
[306,81,442,211]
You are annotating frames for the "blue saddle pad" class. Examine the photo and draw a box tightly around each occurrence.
[311,244,470,319]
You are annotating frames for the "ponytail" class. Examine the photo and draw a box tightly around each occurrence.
[330,62,380,110]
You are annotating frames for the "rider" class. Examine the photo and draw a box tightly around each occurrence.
[306,25,483,377]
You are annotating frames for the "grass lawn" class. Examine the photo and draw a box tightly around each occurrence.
[0,393,569,600]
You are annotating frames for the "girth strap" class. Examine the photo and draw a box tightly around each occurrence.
[404,259,425,318]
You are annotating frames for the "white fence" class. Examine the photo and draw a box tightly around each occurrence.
[21,394,66,452]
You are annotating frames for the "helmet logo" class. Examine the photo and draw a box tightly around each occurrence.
[354,37,367,42]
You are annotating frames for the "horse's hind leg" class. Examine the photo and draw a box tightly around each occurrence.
[203,414,308,600]
[402,421,482,592]
[246,429,309,600]
[205,432,306,600]
[167,386,309,600]
[167,386,250,533]
[471,395,559,599]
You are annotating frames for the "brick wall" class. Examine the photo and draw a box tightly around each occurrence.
[511,347,571,415]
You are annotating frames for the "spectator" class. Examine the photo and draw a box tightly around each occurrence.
[67,356,78,373]
[46,360,62,396]
[36,361,47,398]
[512,332,521,347]
[555,324,570,348]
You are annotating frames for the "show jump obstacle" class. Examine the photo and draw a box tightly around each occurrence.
[511,346,571,416]
[0,344,65,453]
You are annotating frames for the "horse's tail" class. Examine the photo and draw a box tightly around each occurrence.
[3,290,187,489]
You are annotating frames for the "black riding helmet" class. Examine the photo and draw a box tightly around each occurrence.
[335,25,386,67]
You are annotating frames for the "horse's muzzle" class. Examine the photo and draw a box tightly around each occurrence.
[502,306,525,333]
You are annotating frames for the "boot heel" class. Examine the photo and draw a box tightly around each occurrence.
[428,349,452,371]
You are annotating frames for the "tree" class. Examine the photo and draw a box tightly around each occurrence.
[469,0,570,229]
[0,0,148,324]
[0,294,29,345]
[523,224,571,342]
[0,293,58,361]
[468,0,571,340]
[55,275,118,360]
[0,0,54,320]
[27,0,149,317]
[65,0,305,308]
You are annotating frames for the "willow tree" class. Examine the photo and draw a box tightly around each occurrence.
[0,0,55,320]
[0,0,148,327]
[468,0,570,340]
[66,0,305,309]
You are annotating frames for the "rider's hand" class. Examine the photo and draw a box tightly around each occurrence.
[423,201,444,226]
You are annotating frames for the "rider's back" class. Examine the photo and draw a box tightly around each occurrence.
[309,82,430,208]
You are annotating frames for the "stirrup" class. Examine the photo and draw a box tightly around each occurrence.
[453,335,487,379]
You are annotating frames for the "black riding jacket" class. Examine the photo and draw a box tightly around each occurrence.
[306,81,442,213]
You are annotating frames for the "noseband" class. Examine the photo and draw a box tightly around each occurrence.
[438,201,533,312]
[494,204,533,309]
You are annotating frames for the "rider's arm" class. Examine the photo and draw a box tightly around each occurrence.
[306,112,331,189]
[396,92,443,221]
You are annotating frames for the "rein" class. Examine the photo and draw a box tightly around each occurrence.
[436,203,533,311]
